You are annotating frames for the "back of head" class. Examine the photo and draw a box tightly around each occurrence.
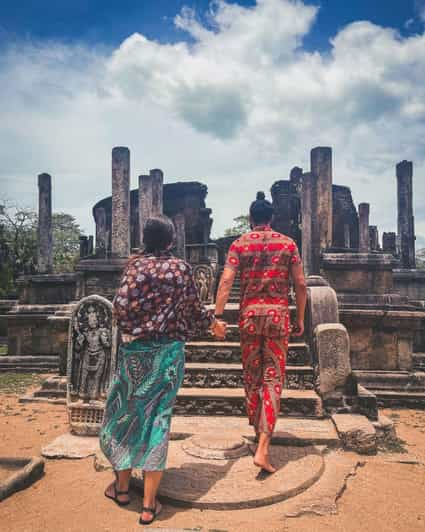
[143,215,176,255]
[249,191,273,226]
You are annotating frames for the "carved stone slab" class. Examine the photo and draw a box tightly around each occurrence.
[193,264,215,304]
[66,295,118,435]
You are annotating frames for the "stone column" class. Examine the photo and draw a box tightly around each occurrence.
[369,225,379,251]
[343,224,351,249]
[310,147,333,273]
[150,169,164,217]
[95,207,108,257]
[111,147,130,257]
[174,213,186,260]
[383,232,397,256]
[301,172,313,276]
[397,160,416,269]
[358,203,370,253]
[37,173,53,273]
[139,169,164,246]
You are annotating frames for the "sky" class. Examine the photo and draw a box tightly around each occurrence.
[1,0,425,245]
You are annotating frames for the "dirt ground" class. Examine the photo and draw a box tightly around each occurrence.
[0,381,425,532]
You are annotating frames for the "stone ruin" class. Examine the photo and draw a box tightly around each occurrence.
[1,145,425,438]
[67,295,117,435]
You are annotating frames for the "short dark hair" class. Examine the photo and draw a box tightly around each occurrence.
[249,191,273,225]
[143,216,175,254]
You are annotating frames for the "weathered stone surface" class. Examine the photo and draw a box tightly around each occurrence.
[369,225,380,251]
[383,231,397,256]
[331,413,376,454]
[332,185,359,250]
[358,203,370,253]
[42,433,100,459]
[372,414,397,446]
[314,323,352,397]
[305,279,339,344]
[182,435,249,460]
[131,442,325,509]
[397,160,416,269]
[173,212,186,259]
[310,147,333,273]
[0,456,44,502]
[37,173,53,274]
[301,172,313,276]
[111,146,130,257]
[67,295,118,435]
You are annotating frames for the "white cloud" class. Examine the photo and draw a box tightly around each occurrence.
[1,0,425,244]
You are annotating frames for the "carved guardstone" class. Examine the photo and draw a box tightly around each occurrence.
[193,264,215,304]
[66,295,118,436]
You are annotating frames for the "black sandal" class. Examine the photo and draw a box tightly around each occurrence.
[139,505,158,525]
[104,480,130,507]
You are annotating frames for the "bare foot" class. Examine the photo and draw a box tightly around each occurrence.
[140,499,162,523]
[104,481,130,504]
[253,453,277,474]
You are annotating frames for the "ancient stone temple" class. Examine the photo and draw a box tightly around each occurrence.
[3,145,425,438]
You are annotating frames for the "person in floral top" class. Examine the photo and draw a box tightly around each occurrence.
[100,216,226,526]
[215,192,307,474]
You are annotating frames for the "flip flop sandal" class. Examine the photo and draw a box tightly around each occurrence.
[104,480,130,507]
[139,505,159,525]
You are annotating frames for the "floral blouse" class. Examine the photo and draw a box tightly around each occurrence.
[225,225,301,338]
[113,253,214,342]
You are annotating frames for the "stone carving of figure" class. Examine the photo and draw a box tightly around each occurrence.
[73,303,111,402]
[194,265,213,303]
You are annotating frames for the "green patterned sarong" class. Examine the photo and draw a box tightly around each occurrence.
[99,338,185,471]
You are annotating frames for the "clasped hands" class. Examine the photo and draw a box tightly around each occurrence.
[210,318,227,340]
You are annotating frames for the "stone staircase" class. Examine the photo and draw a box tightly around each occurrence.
[174,302,323,418]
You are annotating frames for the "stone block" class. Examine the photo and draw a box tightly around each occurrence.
[331,413,376,454]
[314,323,352,397]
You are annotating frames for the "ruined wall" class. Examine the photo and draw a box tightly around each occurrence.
[332,185,359,250]
[93,181,213,254]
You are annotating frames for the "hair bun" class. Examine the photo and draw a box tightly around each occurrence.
[256,191,266,201]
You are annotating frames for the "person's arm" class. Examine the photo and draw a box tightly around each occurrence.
[289,245,307,337]
[215,240,240,317]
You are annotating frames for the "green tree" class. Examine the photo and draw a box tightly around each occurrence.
[52,212,83,272]
[224,214,250,237]
[0,201,83,295]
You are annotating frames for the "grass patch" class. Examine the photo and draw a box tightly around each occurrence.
[0,345,7,355]
[0,373,43,395]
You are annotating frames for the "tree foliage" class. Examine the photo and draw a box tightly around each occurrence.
[224,214,250,237]
[0,200,83,296]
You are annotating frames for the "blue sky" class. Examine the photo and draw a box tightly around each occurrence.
[1,0,425,244]
[1,1,424,49]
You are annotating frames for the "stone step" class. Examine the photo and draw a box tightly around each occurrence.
[413,353,425,371]
[0,355,60,373]
[372,390,425,408]
[186,341,312,366]
[354,370,425,392]
[175,388,323,418]
[184,363,314,390]
[199,324,304,343]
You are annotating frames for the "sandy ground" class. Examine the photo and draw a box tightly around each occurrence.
[0,384,425,532]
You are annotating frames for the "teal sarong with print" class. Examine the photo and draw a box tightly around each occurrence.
[99,338,185,471]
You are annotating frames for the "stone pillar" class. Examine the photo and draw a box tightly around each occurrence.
[79,236,88,258]
[301,172,313,276]
[150,169,164,217]
[95,207,108,257]
[174,213,186,260]
[310,147,333,273]
[290,166,303,188]
[111,147,130,257]
[358,203,370,253]
[139,169,164,246]
[343,224,351,248]
[383,232,397,256]
[397,160,416,269]
[37,173,53,273]
[369,226,379,251]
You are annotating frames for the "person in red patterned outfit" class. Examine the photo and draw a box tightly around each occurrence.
[215,192,307,473]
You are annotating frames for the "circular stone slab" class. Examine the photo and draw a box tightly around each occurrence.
[182,435,249,460]
[132,441,325,510]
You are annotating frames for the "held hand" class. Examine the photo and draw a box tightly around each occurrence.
[291,319,305,337]
[212,319,227,340]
